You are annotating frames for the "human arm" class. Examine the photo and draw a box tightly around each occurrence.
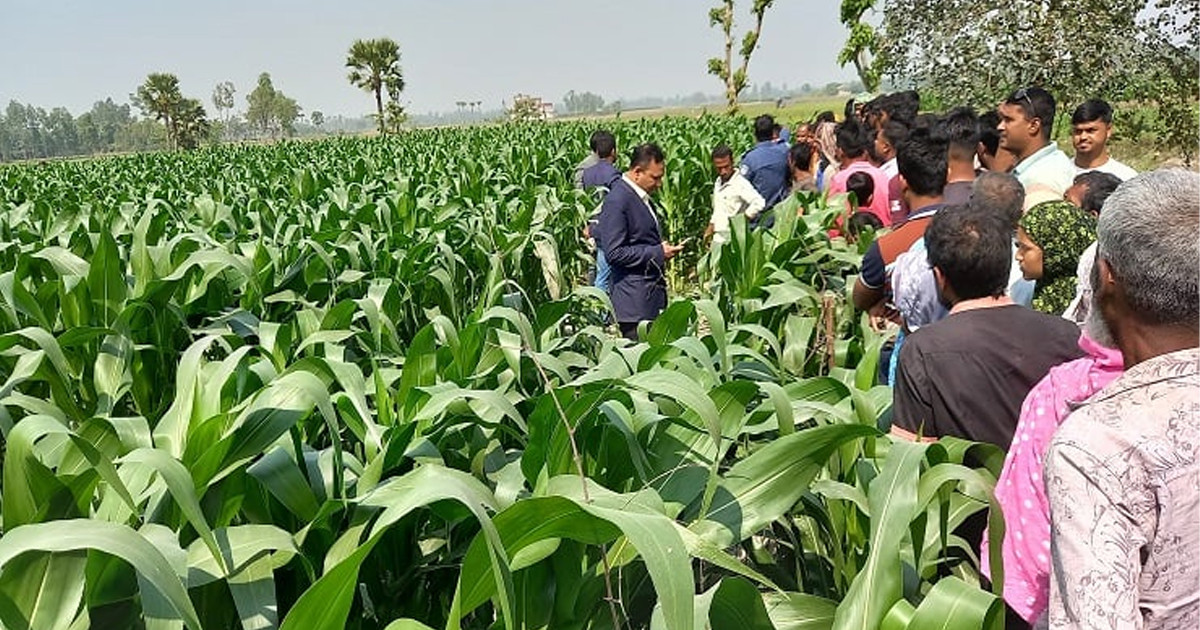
[1044,439,1144,629]
[852,241,887,312]
[738,177,767,220]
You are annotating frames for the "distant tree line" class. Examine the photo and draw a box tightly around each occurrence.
[0,71,342,162]
[0,98,169,161]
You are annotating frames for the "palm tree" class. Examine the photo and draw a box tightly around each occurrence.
[132,73,184,149]
[346,38,404,135]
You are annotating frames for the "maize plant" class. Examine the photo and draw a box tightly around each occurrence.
[0,118,1004,630]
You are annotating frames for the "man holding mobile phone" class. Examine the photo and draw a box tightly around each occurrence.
[597,143,686,341]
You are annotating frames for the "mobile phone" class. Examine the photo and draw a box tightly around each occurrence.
[678,236,693,247]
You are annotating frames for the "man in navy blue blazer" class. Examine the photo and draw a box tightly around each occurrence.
[596,143,685,340]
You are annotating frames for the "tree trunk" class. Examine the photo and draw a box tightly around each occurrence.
[374,84,385,135]
[723,1,736,113]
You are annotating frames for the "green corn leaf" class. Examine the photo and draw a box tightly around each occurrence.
[832,440,925,630]
[0,551,87,630]
[0,520,201,630]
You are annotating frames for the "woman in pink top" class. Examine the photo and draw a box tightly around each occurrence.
[982,329,1123,625]
[827,118,892,228]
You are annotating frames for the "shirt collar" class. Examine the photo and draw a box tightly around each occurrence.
[714,172,743,190]
[1087,347,1200,403]
[906,201,949,221]
[622,174,650,202]
[1013,143,1059,176]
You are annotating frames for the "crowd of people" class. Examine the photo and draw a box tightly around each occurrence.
[574,88,1199,629]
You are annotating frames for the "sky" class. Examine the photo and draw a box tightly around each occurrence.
[1,0,859,119]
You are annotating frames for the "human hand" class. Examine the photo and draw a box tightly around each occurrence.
[662,241,685,260]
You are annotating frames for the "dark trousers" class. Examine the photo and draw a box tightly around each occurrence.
[619,321,640,341]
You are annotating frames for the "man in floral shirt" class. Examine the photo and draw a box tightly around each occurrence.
[1045,169,1199,629]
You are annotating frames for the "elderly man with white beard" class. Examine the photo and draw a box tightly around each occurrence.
[1045,168,1200,629]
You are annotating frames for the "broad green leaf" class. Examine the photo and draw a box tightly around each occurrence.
[284,464,514,630]
[833,440,925,630]
[87,231,127,324]
[0,551,86,630]
[0,520,201,630]
[548,475,694,630]
[458,496,621,613]
[764,592,838,630]
[120,448,225,574]
[881,576,1002,630]
[246,447,320,522]
[690,423,878,547]
[3,415,138,531]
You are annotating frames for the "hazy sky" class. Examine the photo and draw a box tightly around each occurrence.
[2,1,858,118]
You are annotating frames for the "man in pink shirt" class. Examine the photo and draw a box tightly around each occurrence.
[828,118,892,227]
[983,289,1124,627]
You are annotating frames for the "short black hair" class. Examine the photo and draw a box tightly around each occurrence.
[592,130,616,159]
[887,90,920,126]
[814,111,836,125]
[879,120,910,148]
[1004,86,1057,141]
[1073,171,1123,215]
[896,126,948,197]
[835,118,873,159]
[712,144,734,161]
[789,141,815,172]
[925,203,1013,300]
[629,143,665,169]
[978,109,1001,156]
[847,171,875,207]
[1071,99,1114,126]
[589,129,612,153]
[754,115,776,142]
[847,211,883,237]
[938,106,981,161]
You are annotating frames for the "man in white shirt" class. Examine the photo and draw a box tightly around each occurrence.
[998,87,1075,210]
[1070,99,1138,181]
[705,145,765,247]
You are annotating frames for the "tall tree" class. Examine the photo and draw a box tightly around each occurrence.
[212,81,236,122]
[246,73,303,138]
[563,90,605,114]
[131,73,184,150]
[706,0,777,112]
[310,110,324,129]
[76,98,133,154]
[173,98,211,149]
[246,73,278,137]
[273,94,302,136]
[346,37,405,134]
[865,0,1198,162]
[838,0,884,92]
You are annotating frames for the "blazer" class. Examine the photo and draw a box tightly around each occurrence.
[597,177,667,324]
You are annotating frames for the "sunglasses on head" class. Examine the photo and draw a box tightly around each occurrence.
[1012,88,1035,111]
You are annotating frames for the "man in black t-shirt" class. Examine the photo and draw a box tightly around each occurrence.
[890,203,1083,450]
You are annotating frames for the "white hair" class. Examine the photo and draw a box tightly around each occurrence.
[1097,168,1199,326]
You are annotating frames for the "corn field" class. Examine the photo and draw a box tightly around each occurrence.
[0,117,1006,630]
